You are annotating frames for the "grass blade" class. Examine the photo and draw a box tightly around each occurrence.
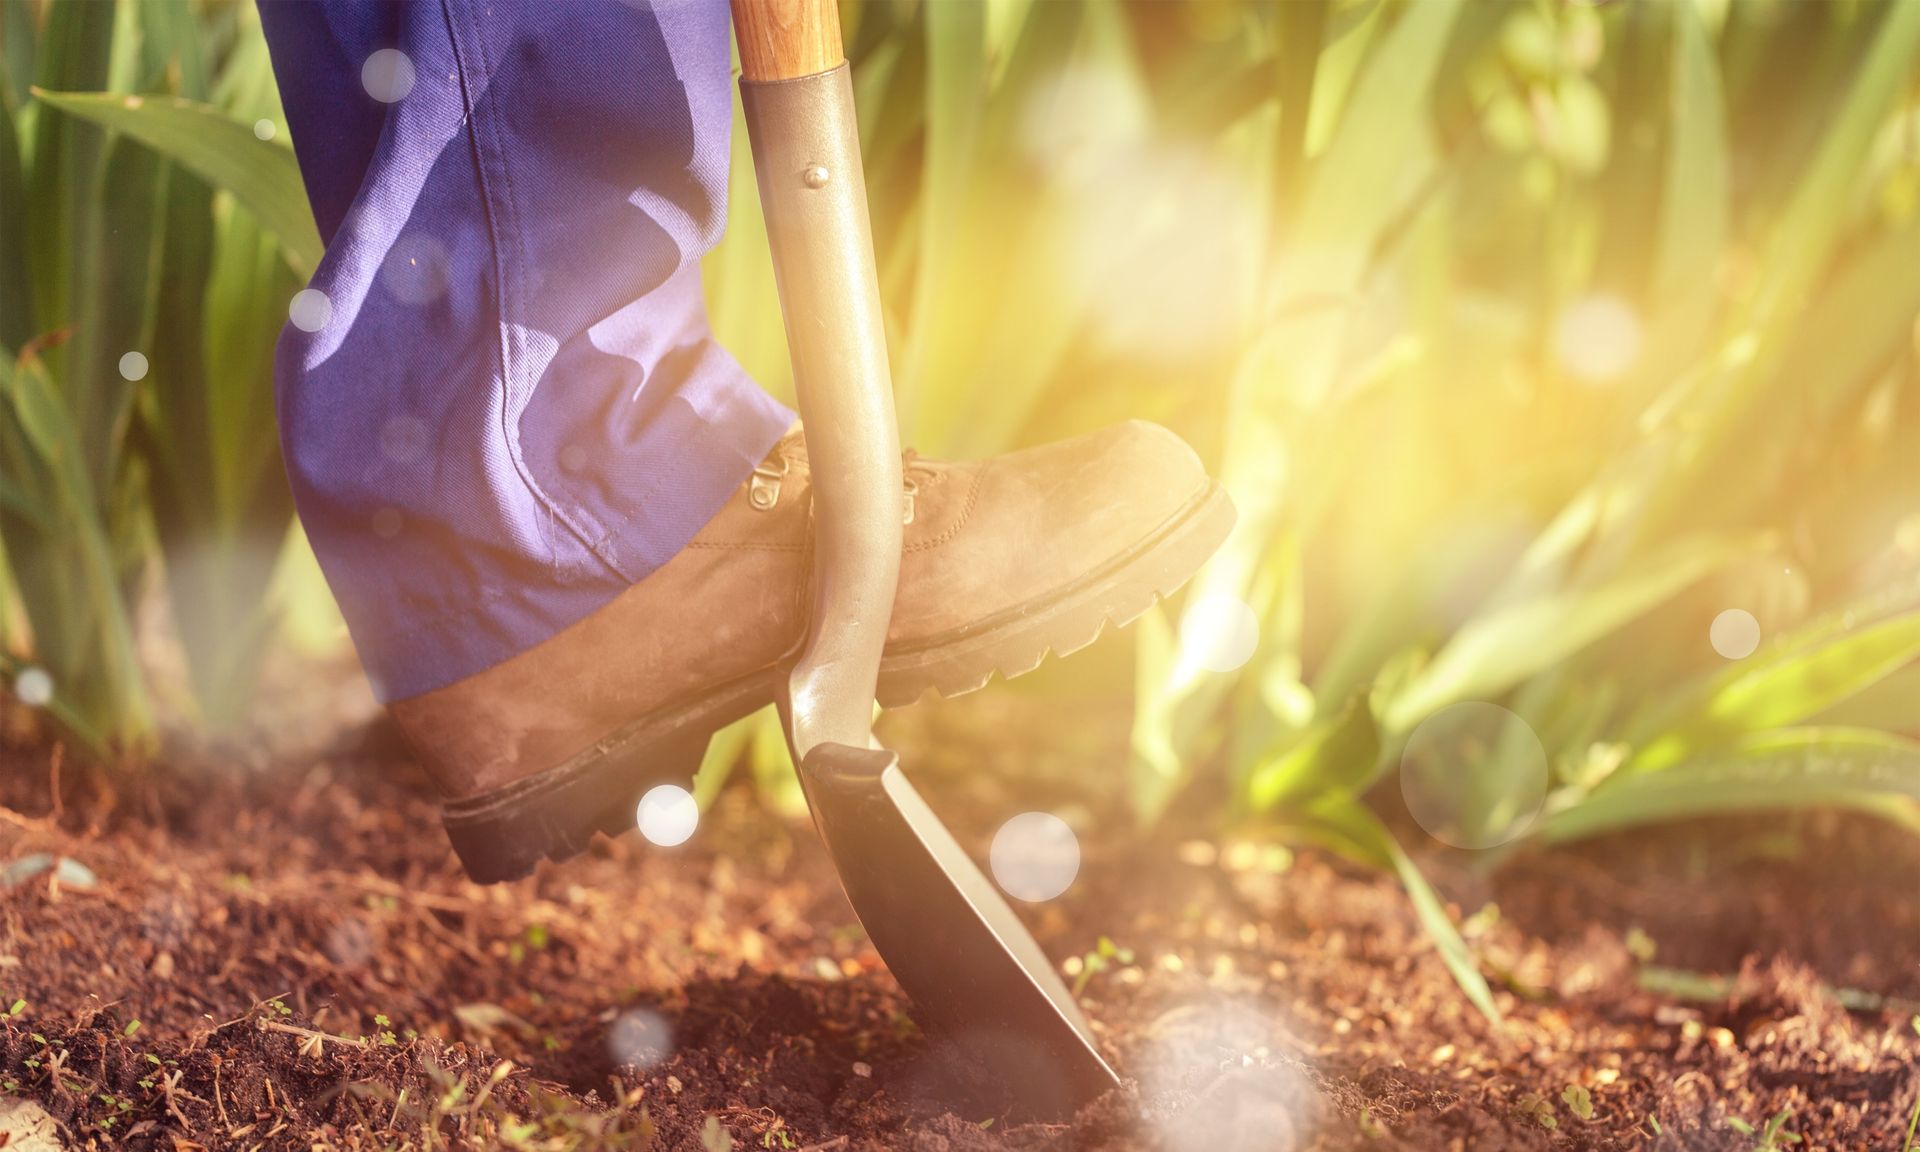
[2,0,36,109]
[1128,603,1184,824]
[1246,691,1378,813]
[1768,216,1920,431]
[1633,611,1920,770]
[1300,797,1503,1025]
[25,0,114,336]
[894,0,985,442]
[1383,535,1761,732]
[0,344,147,746]
[1269,0,1463,406]
[1749,0,1920,328]
[1651,0,1728,353]
[1545,728,1920,843]
[0,66,31,351]
[67,132,165,493]
[31,87,321,275]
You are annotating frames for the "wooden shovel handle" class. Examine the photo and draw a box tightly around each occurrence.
[731,0,844,82]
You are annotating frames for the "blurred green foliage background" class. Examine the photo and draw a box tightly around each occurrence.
[5,0,1920,1015]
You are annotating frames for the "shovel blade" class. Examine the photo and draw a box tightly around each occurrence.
[798,742,1120,1118]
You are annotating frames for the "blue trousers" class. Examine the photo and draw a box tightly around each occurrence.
[260,0,794,701]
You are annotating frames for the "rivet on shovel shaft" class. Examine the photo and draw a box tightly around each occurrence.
[802,164,831,188]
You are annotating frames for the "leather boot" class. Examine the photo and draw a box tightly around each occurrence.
[389,420,1234,881]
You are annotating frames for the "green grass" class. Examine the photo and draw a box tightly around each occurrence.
[1,0,300,746]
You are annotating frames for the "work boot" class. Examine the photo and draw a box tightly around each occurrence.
[391,420,1235,881]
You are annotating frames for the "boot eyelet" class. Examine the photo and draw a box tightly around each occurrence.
[749,454,791,511]
[749,475,781,509]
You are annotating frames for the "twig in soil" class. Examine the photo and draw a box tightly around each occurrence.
[798,1138,850,1151]
[0,801,54,830]
[212,990,294,1032]
[157,1068,204,1128]
[257,1016,369,1053]
[47,744,62,822]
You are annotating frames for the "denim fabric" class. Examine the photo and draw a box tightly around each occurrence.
[260,0,794,701]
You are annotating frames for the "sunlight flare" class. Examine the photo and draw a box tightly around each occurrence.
[636,784,699,848]
[989,812,1081,903]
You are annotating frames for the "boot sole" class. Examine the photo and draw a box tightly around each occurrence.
[442,483,1235,882]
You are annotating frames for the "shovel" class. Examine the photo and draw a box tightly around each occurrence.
[730,0,1121,1119]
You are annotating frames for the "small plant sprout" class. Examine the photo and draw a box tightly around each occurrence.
[1728,1109,1802,1150]
[6,998,26,1017]
[1758,1109,1803,1149]
[1515,1092,1557,1129]
[1625,927,1658,963]
[1069,936,1134,996]
[1562,1083,1594,1121]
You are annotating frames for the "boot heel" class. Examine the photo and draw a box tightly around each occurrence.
[441,727,711,884]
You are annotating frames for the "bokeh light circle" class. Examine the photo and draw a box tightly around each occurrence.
[1710,608,1761,659]
[636,784,698,848]
[252,119,276,141]
[1138,999,1313,1152]
[371,508,404,539]
[380,234,451,306]
[118,351,148,381]
[607,1008,672,1070]
[289,288,333,332]
[324,918,374,969]
[989,812,1080,902]
[1400,702,1548,850]
[1553,293,1642,383]
[13,667,53,708]
[361,49,417,104]
[1179,594,1260,675]
[379,415,430,464]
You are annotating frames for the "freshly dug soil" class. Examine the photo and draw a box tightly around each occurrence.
[1,684,1917,1151]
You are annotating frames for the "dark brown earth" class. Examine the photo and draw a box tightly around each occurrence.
[2,673,1918,1151]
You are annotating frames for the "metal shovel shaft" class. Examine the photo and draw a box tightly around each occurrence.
[739,62,899,763]
[731,0,1120,1118]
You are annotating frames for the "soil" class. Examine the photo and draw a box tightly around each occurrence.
[1,675,1917,1151]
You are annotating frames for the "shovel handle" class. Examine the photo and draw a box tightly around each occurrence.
[733,0,900,758]
[731,0,843,82]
